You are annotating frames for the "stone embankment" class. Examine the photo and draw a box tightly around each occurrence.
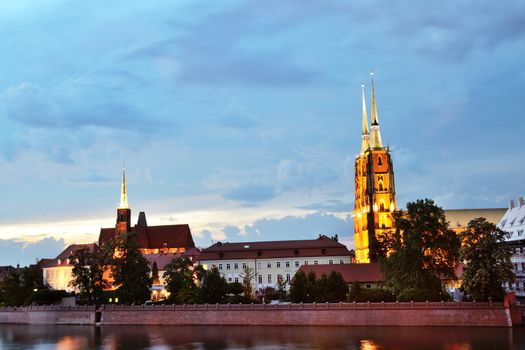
[0,301,516,327]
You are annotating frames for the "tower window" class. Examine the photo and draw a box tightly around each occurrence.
[378,182,384,191]
[378,156,383,166]
[379,201,385,212]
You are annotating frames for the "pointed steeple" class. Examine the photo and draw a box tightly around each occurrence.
[360,83,370,154]
[118,161,129,209]
[369,71,383,149]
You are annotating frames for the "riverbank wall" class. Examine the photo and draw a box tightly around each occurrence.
[0,305,95,325]
[0,302,515,327]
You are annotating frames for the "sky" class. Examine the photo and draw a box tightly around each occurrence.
[0,0,524,266]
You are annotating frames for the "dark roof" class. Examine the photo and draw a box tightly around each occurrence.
[197,236,351,261]
[298,263,383,283]
[99,224,195,250]
[38,243,98,268]
[144,249,201,270]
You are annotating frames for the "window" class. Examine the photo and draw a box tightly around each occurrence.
[514,263,518,271]
[500,219,507,227]
[286,274,291,283]
[510,219,516,226]
[379,201,385,211]
[378,156,383,166]
[267,274,272,283]
[228,277,232,282]
[518,230,524,237]
[242,262,247,269]
[234,263,238,269]
[285,261,290,268]
[304,261,309,265]
[257,262,262,269]
[219,264,223,270]
[314,260,318,265]
[226,263,231,270]
[234,277,239,283]
[258,275,263,284]
[267,262,271,268]
[329,260,333,264]
[366,284,371,289]
[295,261,299,267]
[378,182,384,191]
[340,260,344,264]
[521,263,525,271]
[276,262,281,268]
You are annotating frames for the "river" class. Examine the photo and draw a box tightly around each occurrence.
[0,324,524,349]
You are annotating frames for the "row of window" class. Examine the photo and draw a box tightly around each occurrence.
[225,273,292,284]
[501,216,525,228]
[217,259,345,271]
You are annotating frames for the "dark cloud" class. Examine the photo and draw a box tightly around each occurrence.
[223,184,277,204]
[0,237,65,266]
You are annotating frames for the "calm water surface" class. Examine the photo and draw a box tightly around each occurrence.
[0,325,524,350]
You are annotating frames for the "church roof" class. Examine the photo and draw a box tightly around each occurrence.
[198,235,351,261]
[99,223,195,250]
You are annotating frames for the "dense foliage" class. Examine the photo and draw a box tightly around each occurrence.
[376,199,460,301]
[289,270,347,303]
[111,234,152,304]
[163,257,204,304]
[348,282,395,302]
[199,267,228,304]
[68,247,107,304]
[460,218,515,301]
[1,265,46,306]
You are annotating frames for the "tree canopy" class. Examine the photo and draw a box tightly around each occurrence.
[163,256,204,304]
[460,217,515,301]
[377,198,460,301]
[68,247,107,304]
[111,234,152,304]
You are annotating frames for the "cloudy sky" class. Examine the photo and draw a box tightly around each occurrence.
[1,0,524,266]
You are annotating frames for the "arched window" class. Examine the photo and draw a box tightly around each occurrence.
[378,182,384,191]
[379,201,385,212]
[378,156,383,166]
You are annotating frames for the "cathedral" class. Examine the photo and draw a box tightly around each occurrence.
[353,76,397,263]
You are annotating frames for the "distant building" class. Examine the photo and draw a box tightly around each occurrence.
[39,243,98,292]
[444,208,506,233]
[0,265,17,283]
[498,197,525,297]
[298,263,383,289]
[197,235,352,291]
[353,78,397,263]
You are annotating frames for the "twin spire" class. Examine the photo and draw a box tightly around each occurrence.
[118,161,130,209]
[360,73,383,153]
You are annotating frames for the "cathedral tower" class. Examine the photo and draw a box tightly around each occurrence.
[116,162,131,235]
[354,75,396,263]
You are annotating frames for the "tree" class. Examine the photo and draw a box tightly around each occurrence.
[276,275,288,302]
[239,266,256,301]
[163,257,203,304]
[111,234,152,304]
[460,217,515,301]
[68,247,106,304]
[290,270,307,303]
[199,267,227,304]
[377,199,460,301]
[151,261,160,285]
[326,271,348,302]
[1,265,45,306]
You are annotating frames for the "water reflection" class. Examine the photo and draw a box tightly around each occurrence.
[0,324,523,350]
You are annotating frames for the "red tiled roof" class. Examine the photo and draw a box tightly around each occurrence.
[197,236,351,261]
[298,263,383,283]
[38,243,98,268]
[99,224,195,250]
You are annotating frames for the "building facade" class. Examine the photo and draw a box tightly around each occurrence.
[354,77,396,263]
[40,243,98,292]
[197,235,352,291]
[498,197,525,298]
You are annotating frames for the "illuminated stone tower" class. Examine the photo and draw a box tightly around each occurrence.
[354,75,396,263]
[115,162,131,235]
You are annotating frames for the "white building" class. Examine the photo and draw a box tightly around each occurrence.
[197,235,353,291]
[497,196,525,297]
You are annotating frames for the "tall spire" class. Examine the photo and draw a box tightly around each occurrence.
[118,161,129,209]
[360,83,370,154]
[369,71,383,149]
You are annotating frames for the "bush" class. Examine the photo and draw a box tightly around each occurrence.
[396,287,450,302]
[31,290,70,305]
[348,284,394,302]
